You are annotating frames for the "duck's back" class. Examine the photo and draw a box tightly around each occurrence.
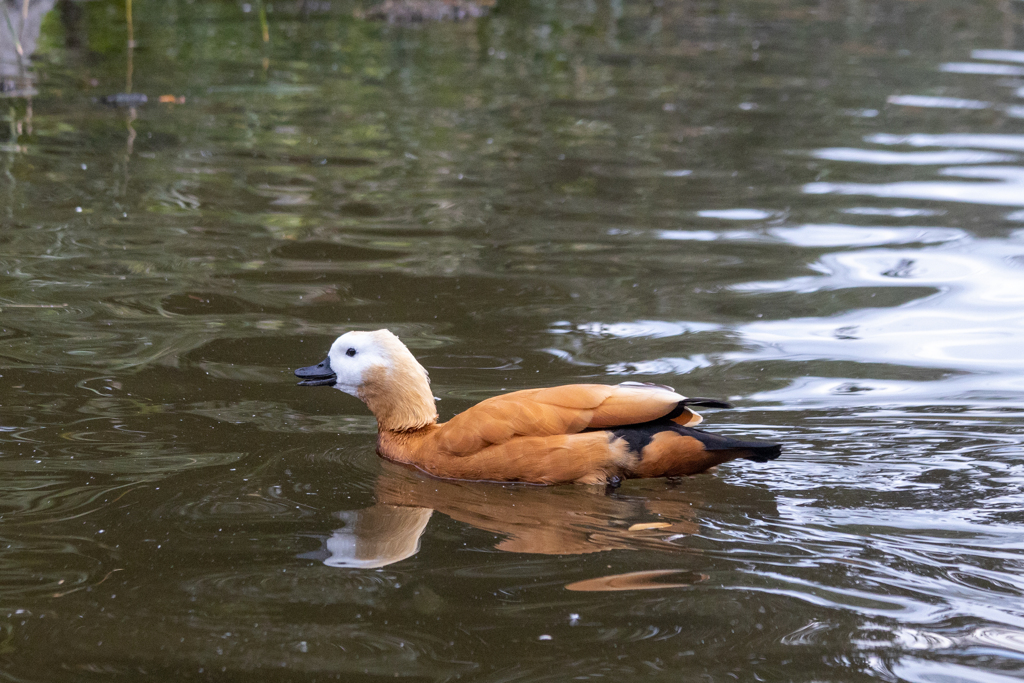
[431,383,698,452]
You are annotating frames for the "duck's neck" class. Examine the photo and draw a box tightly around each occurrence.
[376,426,438,465]
[358,364,438,433]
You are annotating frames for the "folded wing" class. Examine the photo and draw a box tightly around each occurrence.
[434,383,706,456]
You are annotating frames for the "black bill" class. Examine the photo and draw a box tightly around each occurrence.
[295,357,336,386]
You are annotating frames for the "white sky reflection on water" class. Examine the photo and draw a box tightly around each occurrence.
[886,94,992,110]
[549,320,722,338]
[805,166,1024,207]
[658,229,730,241]
[696,209,774,220]
[971,48,1024,63]
[940,62,1024,76]
[810,148,1016,165]
[865,133,1024,151]
[658,225,963,247]
[575,73,1024,407]
[841,207,945,217]
[731,235,1024,404]
[554,228,1024,406]
[791,82,1024,406]
[767,225,964,247]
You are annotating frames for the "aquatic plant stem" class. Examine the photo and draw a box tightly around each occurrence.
[126,0,134,92]
[1,2,23,58]
[256,0,269,42]
[18,0,28,55]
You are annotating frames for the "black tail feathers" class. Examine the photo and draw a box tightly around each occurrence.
[681,397,734,409]
[738,442,782,463]
[680,426,782,463]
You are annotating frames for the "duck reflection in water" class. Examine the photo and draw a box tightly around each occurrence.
[300,460,777,570]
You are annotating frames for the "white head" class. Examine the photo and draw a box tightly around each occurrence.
[295,329,437,432]
[323,330,401,397]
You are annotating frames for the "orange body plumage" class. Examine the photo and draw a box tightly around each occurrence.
[295,330,781,485]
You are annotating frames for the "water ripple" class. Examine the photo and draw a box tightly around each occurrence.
[812,148,1014,164]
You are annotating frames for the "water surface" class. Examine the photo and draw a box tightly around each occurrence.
[2,1,1024,681]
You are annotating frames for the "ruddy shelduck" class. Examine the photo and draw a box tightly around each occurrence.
[295,330,781,485]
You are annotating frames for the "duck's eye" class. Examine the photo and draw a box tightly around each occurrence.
[346,348,357,357]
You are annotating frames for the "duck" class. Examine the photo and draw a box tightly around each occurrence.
[294,329,781,486]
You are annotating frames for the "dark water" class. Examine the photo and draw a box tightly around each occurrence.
[2,0,1024,680]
